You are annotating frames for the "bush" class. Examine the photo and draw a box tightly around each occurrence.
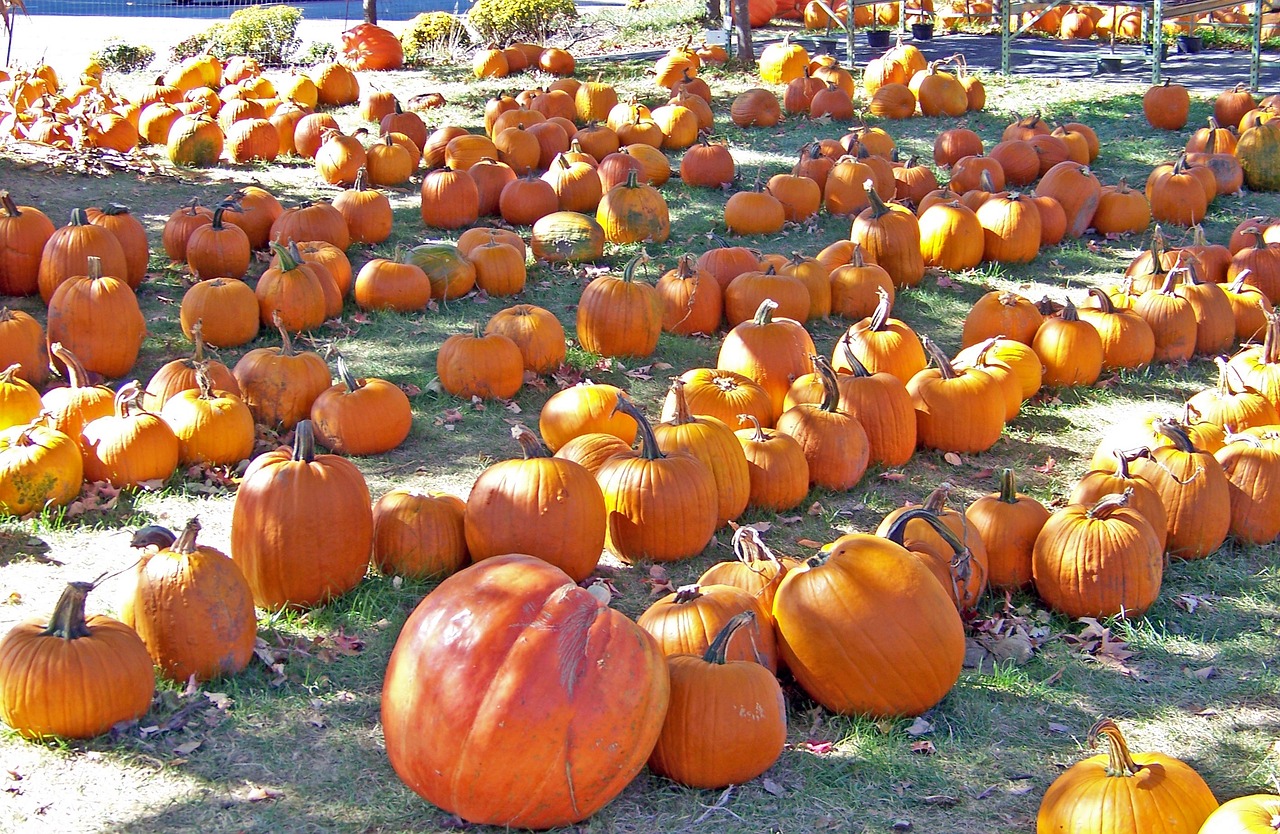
[468,0,577,44]
[193,5,304,66]
[169,32,211,64]
[401,12,472,65]
[91,40,156,74]
[296,41,338,66]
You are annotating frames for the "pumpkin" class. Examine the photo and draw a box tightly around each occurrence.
[0,418,83,516]
[1130,419,1233,559]
[1199,795,1280,834]
[184,203,251,281]
[1214,433,1280,545]
[0,363,40,432]
[37,208,130,303]
[0,308,46,390]
[143,322,239,413]
[1237,119,1280,191]
[850,185,924,289]
[655,379,750,526]
[1134,267,1198,364]
[231,420,372,609]
[835,288,926,385]
[46,256,146,381]
[918,200,983,272]
[340,23,403,70]
[307,354,412,456]
[372,489,468,579]
[0,191,55,296]
[908,336,1005,454]
[159,366,254,467]
[0,581,154,739]
[646,611,786,789]
[120,517,255,683]
[464,424,606,582]
[1033,297,1105,387]
[479,304,562,375]
[775,356,870,490]
[576,254,663,358]
[80,382,180,489]
[167,112,223,167]
[596,170,670,244]
[539,383,637,451]
[1228,310,1280,409]
[1076,287,1156,371]
[255,241,327,334]
[729,88,782,128]
[232,315,331,430]
[966,469,1049,589]
[717,299,817,418]
[773,528,965,717]
[382,553,668,829]
[1036,719,1218,834]
[637,584,777,672]
[962,290,1043,347]
[331,168,393,245]
[597,395,719,562]
[437,325,523,401]
[1071,448,1170,552]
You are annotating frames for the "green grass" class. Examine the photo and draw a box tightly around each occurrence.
[2,13,1280,833]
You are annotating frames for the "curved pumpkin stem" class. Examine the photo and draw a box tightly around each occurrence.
[730,524,783,572]
[48,342,91,389]
[737,412,767,439]
[1087,287,1117,315]
[271,312,300,357]
[1151,418,1198,453]
[666,378,697,426]
[996,468,1019,504]
[702,610,755,665]
[334,353,364,394]
[881,505,975,601]
[0,191,22,217]
[613,394,663,462]
[1087,718,1145,777]
[839,333,872,377]
[1087,488,1132,519]
[812,354,841,413]
[40,581,95,640]
[921,335,958,380]
[865,180,893,219]
[512,423,553,459]
[868,286,893,332]
[751,298,779,326]
[268,241,300,272]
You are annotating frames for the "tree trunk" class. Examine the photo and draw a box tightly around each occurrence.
[708,0,722,21]
[364,0,377,25]
[734,0,753,65]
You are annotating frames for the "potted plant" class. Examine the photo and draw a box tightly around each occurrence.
[1177,31,1203,53]
[911,12,935,40]
[865,3,894,47]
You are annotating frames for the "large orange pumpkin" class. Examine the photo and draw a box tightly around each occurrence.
[381,553,669,829]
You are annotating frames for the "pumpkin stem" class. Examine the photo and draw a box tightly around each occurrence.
[271,312,298,357]
[731,524,780,568]
[69,207,89,227]
[702,610,755,665]
[194,362,216,400]
[1087,488,1132,519]
[839,333,872,377]
[49,342,90,389]
[751,298,779,326]
[1151,417,1198,453]
[666,378,697,425]
[738,413,767,440]
[1060,297,1082,322]
[612,394,664,462]
[0,191,20,217]
[512,423,553,459]
[1087,718,1145,777]
[268,241,300,272]
[172,517,201,555]
[865,180,893,219]
[335,353,363,393]
[1087,287,1116,315]
[39,581,96,640]
[621,252,651,284]
[921,335,958,380]
[292,419,317,462]
[997,468,1018,504]
[868,286,892,332]
[85,255,103,281]
[812,354,841,413]
[881,505,975,603]
[353,166,370,191]
[672,584,703,604]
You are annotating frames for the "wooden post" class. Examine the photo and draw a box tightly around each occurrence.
[708,0,722,22]
[734,0,754,65]
[364,0,378,25]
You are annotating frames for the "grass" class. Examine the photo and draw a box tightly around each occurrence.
[1,4,1280,831]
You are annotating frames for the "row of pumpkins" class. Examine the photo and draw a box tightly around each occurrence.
[3,42,1280,834]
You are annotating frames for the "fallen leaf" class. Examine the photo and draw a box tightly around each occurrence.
[943,452,963,466]
[797,740,835,755]
[504,400,522,414]
[910,739,936,755]
[905,716,934,736]
[1032,456,1057,474]
[796,538,824,548]
[919,795,958,807]
[880,471,906,481]
[173,740,201,756]
[807,502,824,516]
[245,786,284,802]
[761,778,786,797]
[1189,666,1217,680]
[778,515,802,524]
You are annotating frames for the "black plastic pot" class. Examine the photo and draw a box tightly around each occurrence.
[866,29,892,48]
[911,22,934,40]
[1177,34,1203,54]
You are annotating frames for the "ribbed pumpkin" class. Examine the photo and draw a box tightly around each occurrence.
[120,517,255,683]
[381,553,668,829]
[308,355,412,456]
[437,325,523,401]
[0,581,154,739]
[966,469,1050,590]
[775,356,870,490]
[1130,419,1232,559]
[84,204,148,290]
[962,290,1043,347]
[464,424,606,582]
[596,170,669,244]
[232,315,332,429]
[46,256,146,381]
[485,304,566,374]
[186,203,251,281]
[256,241,326,333]
[576,254,663,358]
[0,191,55,296]
[597,396,719,562]
[907,336,1005,454]
[159,367,254,467]
[1077,287,1156,371]
[1070,449,1170,552]
[231,420,372,610]
[80,383,180,488]
[1033,298,1105,387]
[773,529,964,717]
[655,380,750,526]
[539,383,637,453]
[37,208,129,303]
[637,584,776,671]
[646,612,786,789]
[1036,719,1218,834]
[1215,433,1280,545]
[850,186,924,288]
[0,309,44,387]
[372,490,469,579]
[1134,268,1198,364]
[918,200,983,271]
[717,299,817,418]
[834,288,926,384]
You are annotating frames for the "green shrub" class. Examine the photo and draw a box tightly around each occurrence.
[204,5,304,66]
[468,0,577,44]
[296,41,338,66]
[169,32,211,64]
[401,12,472,65]
[91,40,156,74]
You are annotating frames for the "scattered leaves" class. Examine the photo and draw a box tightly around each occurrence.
[643,565,675,596]
[1032,456,1057,474]
[943,452,963,466]
[245,786,284,802]
[909,739,936,755]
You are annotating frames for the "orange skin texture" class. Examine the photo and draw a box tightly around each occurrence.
[382,554,669,829]
[1037,750,1218,833]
